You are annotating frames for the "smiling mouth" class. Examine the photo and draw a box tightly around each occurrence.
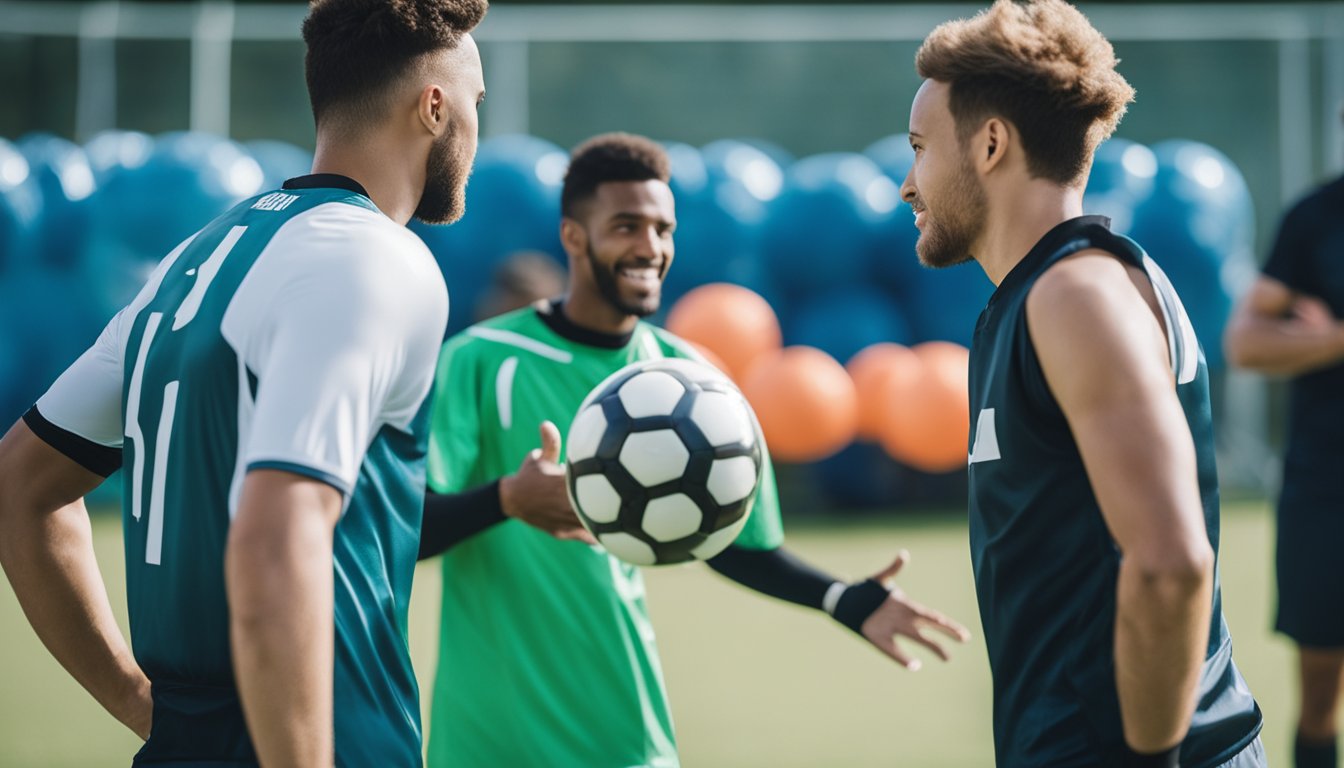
[616,264,661,289]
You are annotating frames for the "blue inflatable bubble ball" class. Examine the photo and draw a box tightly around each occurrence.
[736,138,795,171]
[783,288,913,367]
[761,153,903,299]
[700,139,784,211]
[18,133,97,272]
[245,140,314,191]
[1128,140,1255,370]
[0,270,103,420]
[1083,138,1157,236]
[861,134,924,296]
[84,131,264,320]
[901,263,996,347]
[0,138,43,276]
[411,134,568,336]
[84,130,154,186]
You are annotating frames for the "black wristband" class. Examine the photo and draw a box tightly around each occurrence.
[418,480,507,560]
[831,579,890,634]
[1122,744,1180,768]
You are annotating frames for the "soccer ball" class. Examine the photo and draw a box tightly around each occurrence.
[565,358,764,566]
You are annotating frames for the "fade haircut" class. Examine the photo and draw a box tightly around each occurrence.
[916,0,1135,185]
[302,0,488,131]
[561,133,671,219]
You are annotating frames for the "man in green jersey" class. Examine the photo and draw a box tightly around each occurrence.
[0,1,486,765]
[418,133,970,768]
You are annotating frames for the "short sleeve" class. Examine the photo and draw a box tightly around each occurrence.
[30,308,128,476]
[1262,195,1318,293]
[425,334,483,495]
[240,237,446,495]
[732,448,786,550]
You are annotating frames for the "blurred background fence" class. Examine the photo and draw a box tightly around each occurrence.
[2,1,1343,507]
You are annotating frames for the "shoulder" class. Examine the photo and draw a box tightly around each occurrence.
[1027,249,1137,323]
[645,324,699,359]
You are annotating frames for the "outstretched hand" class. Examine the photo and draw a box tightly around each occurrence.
[499,421,597,545]
[859,551,970,670]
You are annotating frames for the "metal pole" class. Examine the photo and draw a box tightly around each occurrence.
[74,1,120,141]
[483,40,530,137]
[190,1,235,136]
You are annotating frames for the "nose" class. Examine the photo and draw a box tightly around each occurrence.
[635,225,662,260]
[900,165,918,205]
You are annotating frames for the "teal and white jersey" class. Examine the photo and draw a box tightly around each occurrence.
[33,175,446,766]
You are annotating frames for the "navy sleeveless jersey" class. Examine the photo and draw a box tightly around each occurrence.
[966,216,1261,766]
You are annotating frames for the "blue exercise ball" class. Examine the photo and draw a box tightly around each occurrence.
[18,133,97,272]
[901,263,996,346]
[1128,140,1255,370]
[0,138,43,276]
[1084,138,1157,236]
[862,134,924,298]
[412,134,568,336]
[700,139,784,208]
[783,288,913,366]
[736,138,794,170]
[761,153,902,299]
[84,130,153,186]
[84,131,264,320]
[0,270,102,421]
[245,140,313,191]
[659,142,769,306]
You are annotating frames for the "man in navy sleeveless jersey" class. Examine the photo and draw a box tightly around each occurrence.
[0,1,486,765]
[902,1,1263,765]
[1226,167,1344,768]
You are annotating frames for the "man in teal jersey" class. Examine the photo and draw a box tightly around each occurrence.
[0,1,486,765]
[902,2,1262,765]
[417,132,970,768]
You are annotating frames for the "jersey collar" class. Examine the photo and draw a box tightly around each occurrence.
[993,214,1112,301]
[281,174,370,198]
[536,299,634,350]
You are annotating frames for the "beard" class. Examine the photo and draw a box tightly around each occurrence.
[586,244,661,319]
[914,156,987,269]
[413,129,471,225]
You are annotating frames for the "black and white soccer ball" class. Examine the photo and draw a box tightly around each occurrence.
[565,358,764,566]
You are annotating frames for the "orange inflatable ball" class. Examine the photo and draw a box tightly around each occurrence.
[845,343,923,442]
[686,341,731,376]
[877,342,971,473]
[665,283,782,382]
[740,346,858,463]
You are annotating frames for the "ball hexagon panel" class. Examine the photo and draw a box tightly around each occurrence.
[573,473,622,524]
[617,370,687,418]
[690,512,751,560]
[706,455,759,506]
[619,429,690,487]
[600,532,658,566]
[567,405,607,462]
[688,389,755,448]
[641,493,705,543]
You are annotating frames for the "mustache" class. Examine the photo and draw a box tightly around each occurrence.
[907,197,927,214]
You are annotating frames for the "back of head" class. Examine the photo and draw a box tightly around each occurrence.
[916,0,1134,185]
[561,133,671,219]
[302,0,488,134]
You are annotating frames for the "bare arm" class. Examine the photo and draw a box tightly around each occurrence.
[1224,274,1344,376]
[225,469,341,768]
[1028,253,1214,755]
[0,420,151,739]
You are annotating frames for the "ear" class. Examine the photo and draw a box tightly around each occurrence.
[974,118,1011,175]
[560,217,588,263]
[417,84,447,136]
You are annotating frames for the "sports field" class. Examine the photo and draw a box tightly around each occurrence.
[0,500,1290,767]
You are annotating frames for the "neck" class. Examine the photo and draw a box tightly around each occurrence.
[563,283,640,336]
[972,180,1085,285]
[311,128,425,225]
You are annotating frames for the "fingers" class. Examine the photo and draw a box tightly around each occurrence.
[538,421,563,463]
[869,634,922,672]
[921,608,972,643]
[555,526,598,546]
[903,627,951,663]
[872,549,910,584]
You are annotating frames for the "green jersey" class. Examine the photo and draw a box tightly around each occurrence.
[31,175,447,766]
[426,301,783,768]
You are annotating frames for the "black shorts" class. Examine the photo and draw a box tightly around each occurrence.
[1275,461,1344,647]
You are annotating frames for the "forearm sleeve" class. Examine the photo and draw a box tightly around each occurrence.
[418,481,507,560]
[706,545,834,610]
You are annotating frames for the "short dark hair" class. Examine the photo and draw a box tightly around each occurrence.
[302,0,488,130]
[916,0,1134,185]
[561,133,671,219]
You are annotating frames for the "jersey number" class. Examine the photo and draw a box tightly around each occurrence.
[125,226,246,565]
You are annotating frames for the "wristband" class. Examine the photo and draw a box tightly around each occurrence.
[1122,743,1179,768]
[831,579,891,634]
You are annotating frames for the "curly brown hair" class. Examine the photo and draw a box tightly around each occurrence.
[561,133,671,219]
[916,0,1134,185]
[302,0,488,130]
